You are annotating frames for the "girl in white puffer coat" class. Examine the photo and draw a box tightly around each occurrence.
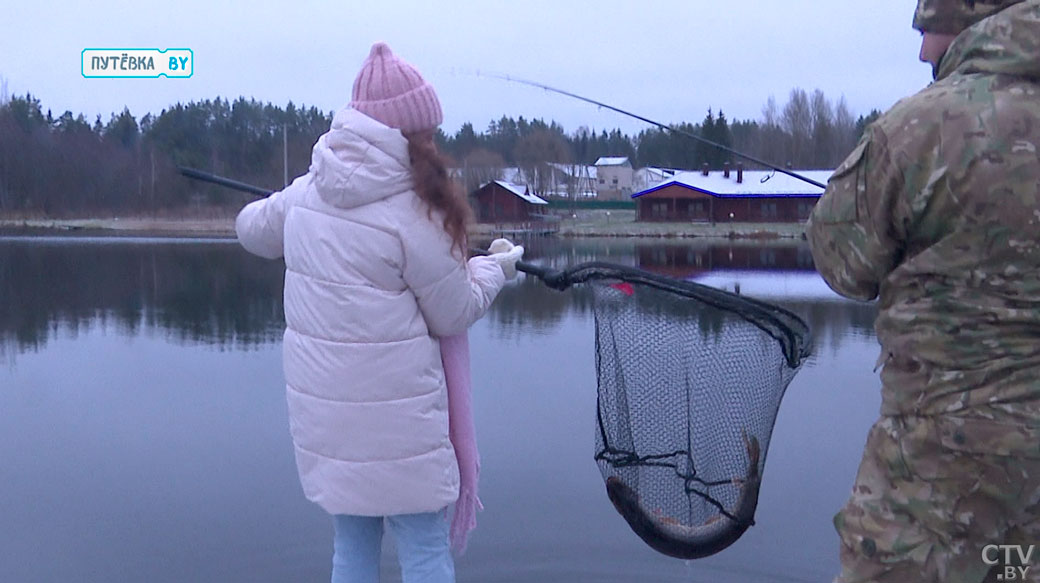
[235,42,521,583]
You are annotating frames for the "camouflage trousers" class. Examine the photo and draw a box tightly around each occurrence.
[834,415,1040,583]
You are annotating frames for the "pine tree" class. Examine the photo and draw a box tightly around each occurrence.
[695,108,716,169]
[712,110,733,170]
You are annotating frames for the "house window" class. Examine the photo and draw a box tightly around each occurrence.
[798,202,814,219]
[760,249,777,266]
[599,178,605,184]
[760,202,778,219]
[690,201,704,217]
[797,247,815,268]
[650,202,668,219]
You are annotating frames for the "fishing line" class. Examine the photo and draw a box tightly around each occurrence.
[467,70,827,189]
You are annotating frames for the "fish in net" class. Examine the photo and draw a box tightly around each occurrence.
[524,261,811,559]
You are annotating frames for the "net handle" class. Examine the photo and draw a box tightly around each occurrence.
[468,247,569,289]
[470,249,811,368]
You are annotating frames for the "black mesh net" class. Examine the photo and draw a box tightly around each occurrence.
[531,262,811,559]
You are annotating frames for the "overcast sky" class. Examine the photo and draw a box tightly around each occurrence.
[1,1,931,137]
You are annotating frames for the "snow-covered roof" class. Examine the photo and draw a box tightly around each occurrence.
[492,165,600,186]
[594,156,630,167]
[634,167,676,180]
[547,162,598,178]
[491,180,548,204]
[635,169,834,198]
[500,167,522,184]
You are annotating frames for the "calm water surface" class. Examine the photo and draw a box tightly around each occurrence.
[0,236,881,582]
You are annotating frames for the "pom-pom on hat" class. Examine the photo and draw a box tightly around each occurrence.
[349,42,443,135]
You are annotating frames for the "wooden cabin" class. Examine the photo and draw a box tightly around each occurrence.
[470,180,550,223]
[632,165,833,223]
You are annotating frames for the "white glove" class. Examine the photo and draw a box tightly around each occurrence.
[488,238,524,280]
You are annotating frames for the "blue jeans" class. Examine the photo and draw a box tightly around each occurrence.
[331,509,455,583]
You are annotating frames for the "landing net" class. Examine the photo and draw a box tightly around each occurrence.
[532,262,811,559]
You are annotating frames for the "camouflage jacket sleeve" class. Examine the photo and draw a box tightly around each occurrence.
[806,127,909,301]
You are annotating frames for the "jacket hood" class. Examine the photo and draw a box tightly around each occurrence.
[309,107,414,209]
[937,0,1040,80]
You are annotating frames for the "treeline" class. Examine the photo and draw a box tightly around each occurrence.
[0,94,332,217]
[0,88,880,217]
[438,88,880,192]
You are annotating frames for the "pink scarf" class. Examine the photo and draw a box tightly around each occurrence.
[440,331,481,554]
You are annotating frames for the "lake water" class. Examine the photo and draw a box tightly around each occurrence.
[0,236,881,583]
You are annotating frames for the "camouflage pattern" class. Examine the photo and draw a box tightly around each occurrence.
[807,0,1040,421]
[834,416,1040,582]
[914,0,1027,34]
[807,2,1040,580]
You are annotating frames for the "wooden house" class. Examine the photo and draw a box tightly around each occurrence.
[632,164,833,223]
[470,180,550,223]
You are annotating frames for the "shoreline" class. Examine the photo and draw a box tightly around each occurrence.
[0,216,807,240]
[0,217,238,239]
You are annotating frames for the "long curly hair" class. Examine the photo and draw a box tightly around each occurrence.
[405,130,472,258]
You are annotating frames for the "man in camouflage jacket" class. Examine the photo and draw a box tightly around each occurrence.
[806,1,1040,581]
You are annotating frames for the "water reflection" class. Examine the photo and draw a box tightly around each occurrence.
[0,238,285,356]
[0,237,876,355]
[485,238,877,348]
[0,235,883,582]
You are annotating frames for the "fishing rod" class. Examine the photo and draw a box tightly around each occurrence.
[178,166,274,197]
[177,165,559,280]
[476,72,827,190]
[178,165,809,364]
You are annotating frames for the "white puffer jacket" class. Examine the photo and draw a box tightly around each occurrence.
[235,107,506,516]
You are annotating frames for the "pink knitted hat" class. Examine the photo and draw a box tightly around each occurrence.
[349,42,443,134]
